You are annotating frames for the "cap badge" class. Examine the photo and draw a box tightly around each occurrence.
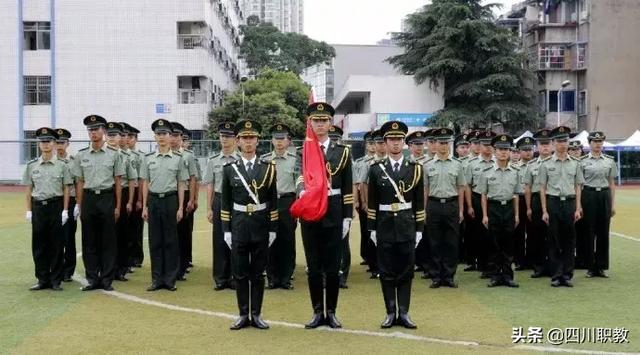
[501,135,507,141]
[109,123,114,128]
[277,125,282,130]
[58,129,63,135]
[245,121,252,128]
[225,123,230,129]
[42,128,48,133]
[392,122,399,130]
[317,104,324,111]
[559,127,565,133]
[158,120,164,126]
[90,116,96,122]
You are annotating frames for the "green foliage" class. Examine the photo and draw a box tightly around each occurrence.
[239,21,335,75]
[207,69,309,138]
[389,0,540,132]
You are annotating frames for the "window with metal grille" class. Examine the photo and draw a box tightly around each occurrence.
[24,76,51,105]
[539,45,567,69]
[23,130,39,163]
[23,21,50,50]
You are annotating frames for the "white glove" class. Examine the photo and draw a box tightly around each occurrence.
[73,204,80,220]
[370,231,377,246]
[268,232,276,247]
[299,190,306,197]
[342,218,352,239]
[25,211,32,222]
[61,210,69,226]
[224,232,232,249]
[415,231,423,249]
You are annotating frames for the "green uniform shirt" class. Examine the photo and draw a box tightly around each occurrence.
[140,150,189,193]
[354,155,375,183]
[57,153,76,197]
[538,154,584,197]
[72,143,125,190]
[465,156,496,193]
[178,148,199,190]
[477,164,522,201]
[203,150,241,193]
[118,148,138,188]
[363,154,386,184]
[423,155,466,198]
[580,153,617,188]
[523,157,548,193]
[22,156,73,200]
[261,151,299,195]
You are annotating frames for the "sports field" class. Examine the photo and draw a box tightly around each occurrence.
[2,188,639,354]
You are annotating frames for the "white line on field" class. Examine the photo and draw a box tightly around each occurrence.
[611,232,640,242]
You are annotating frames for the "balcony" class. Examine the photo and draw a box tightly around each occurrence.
[177,22,211,50]
[535,44,572,71]
[178,89,209,104]
[178,34,209,50]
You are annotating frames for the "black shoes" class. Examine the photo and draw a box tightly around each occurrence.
[530,271,544,278]
[551,279,573,287]
[281,283,294,290]
[326,312,342,329]
[429,280,441,289]
[487,279,500,288]
[489,279,519,288]
[251,315,270,329]
[586,270,609,278]
[305,313,325,329]
[420,273,431,280]
[267,282,278,289]
[103,284,114,291]
[442,279,458,288]
[504,280,519,288]
[147,283,163,292]
[81,284,100,291]
[115,275,128,282]
[230,315,251,330]
[29,283,49,291]
[397,313,417,329]
[177,275,187,281]
[51,283,63,291]
[166,285,177,291]
[213,283,226,291]
[380,314,396,329]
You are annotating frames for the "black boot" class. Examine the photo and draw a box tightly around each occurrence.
[305,274,325,329]
[325,272,340,316]
[397,279,417,329]
[380,280,396,328]
[250,278,269,329]
[235,278,250,319]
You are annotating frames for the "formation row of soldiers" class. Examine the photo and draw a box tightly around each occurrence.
[23,101,617,330]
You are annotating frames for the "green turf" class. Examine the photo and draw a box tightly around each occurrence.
[1,189,639,354]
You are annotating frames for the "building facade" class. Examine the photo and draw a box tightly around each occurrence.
[499,0,640,139]
[0,0,243,181]
[241,0,303,33]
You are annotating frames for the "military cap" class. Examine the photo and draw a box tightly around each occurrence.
[218,121,235,136]
[492,134,513,149]
[54,128,71,142]
[432,127,454,141]
[170,121,186,135]
[106,122,124,134]
[182,129,191,140]
[380,121,408,139]
[469,130,483,143]
[35,127,58,141]
[151,118,173,133]
[478,131,497,144]
[329,125,343,139]
[424,129,437,142]
[550,126,571,140]
[118,122,131,134]
[516,136,535,150]
[270,123,291,139]
[83,114,107,129]
[127,125,140,135]
[454,133,470,146]
[533,128,552,142]
[588,131,606,142]
[568,140,582,149]
[306,102,334,119]
[235,119,261,137]
[405,131,426,145]
[372,129,384,143]
[363,130,374,143]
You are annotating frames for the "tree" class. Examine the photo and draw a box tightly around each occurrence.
[239,21,335,75]
[207,69,310,138]
[388,0,539,132]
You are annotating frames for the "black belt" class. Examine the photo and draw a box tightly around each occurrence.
[83,188,113,195]
[547,195,575,201]
[429,196,457,203]
[149,191,177,198]
[489,199,513,206]
[584,186,609,192]
[278,192,296,199]
[472,191,481,197]
[32,196,62,206]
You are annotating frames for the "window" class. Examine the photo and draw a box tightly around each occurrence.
[24,76,51,105]
[23,21,50,50]
[576,43,587,69]
[538,90,547,112]
[578,90,587,115]
[539,45,567,69]
[23,130,39,163]
[548,90,575,112]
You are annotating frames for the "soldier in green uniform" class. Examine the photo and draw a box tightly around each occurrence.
[513,137,535,271]
[54,128,77,282]
[182,128,201,270]
[524,129,553,278]
[262,123,299,290]
[105,122,137,282]
[568,138,587,269]
[73,115,125,291]
[464,131,496,277]
[455,133,471,161]
[221,120,277,330]
[329,125,352,287]
[354,131,376,270]
[125,124,145,268]
[510,146,521,165]
[479,134,521,288]
[406,131,430,277]
[367,121,424,329]
[468,130,482,158]
[140,119,189,292]
[169,122,199,281]
[423,128,466,288]
[23,127,72,291]
[361,129,386,279]
[204,122,241,290]
[581,131,617,278]
[539,126,584,287]
[454,133,473,270]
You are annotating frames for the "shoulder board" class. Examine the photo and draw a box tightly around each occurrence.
[286,151,297,158]
[451,157,460,162]
[540,156,552,162]
[468,156,479,162]
[296,146,303,151]
[223,161,236,167]
[509,164,520,171]
[173,151,182,156]
[78,147,89,152]
[603,154,614,160]
[129,150,139,156]
[335,142,348,148]
[145,152,155,156]
[527,159,537,165]
[579,155,588,160]
[260,158,275,165]
[120,150,130,156]
[69,155,75,160]
[354,156,364,163]
[482,166,493,172]
[259,152,272,159]
[407,159,417,165]
[208,152,221,160]
[107,146,118,151]
[26,158,38,165]
[184,149,193,153]
[568,156,579,161]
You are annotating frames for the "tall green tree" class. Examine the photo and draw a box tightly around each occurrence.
[207,69,309,138]
[240,20,335,75]
[388,0,539,132]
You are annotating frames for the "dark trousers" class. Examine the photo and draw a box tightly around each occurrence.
[426,199,460,281]
[212,193,232,285]
[547,197,576,281]
[415,225,430,273]
[301,223,342,314]
[81,190,117,287]
[148,193,179,287]
[340,231,351,284]
[267,195,296,286]
[32,198,64,285]
[377,240,414,315]
[232,236,268,317]
[488,201,515,282]
[62,197,77,279]
[470,193,489,271]
[582,189,612,272]
[574,219,588,269]
[115,189,130,277]
[178,190,193,277]
[129,188,144,266]
[513,196,527,268]
[528,193,549,274]
[358,208,369,263]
